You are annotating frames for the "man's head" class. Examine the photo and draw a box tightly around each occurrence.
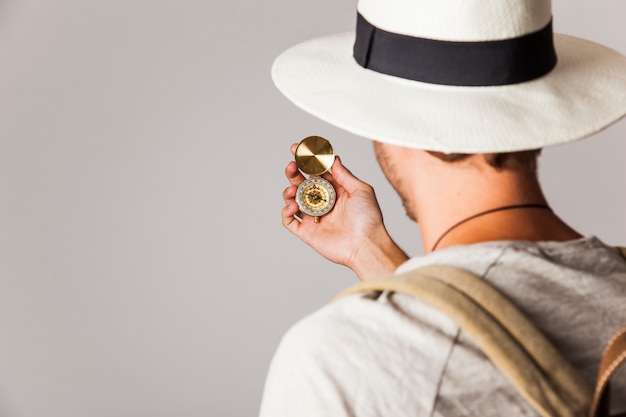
[373,141,542,222]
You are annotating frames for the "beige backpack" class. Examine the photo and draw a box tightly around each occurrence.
[336,248,626,417]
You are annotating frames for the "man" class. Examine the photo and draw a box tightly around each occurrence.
[261,0,626,415]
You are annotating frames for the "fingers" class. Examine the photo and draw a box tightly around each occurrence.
[282,200,301,234]
[283,144,305,233]
[282,184,297,202]
[286,143,304,185]
[282,184,298,213]
[282,184,303,230]
[285,160,306,186]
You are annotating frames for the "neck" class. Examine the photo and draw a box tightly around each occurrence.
[412,157,582,253]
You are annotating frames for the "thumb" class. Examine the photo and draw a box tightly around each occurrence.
[331,156,367,194]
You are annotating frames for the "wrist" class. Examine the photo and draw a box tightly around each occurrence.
[350,229,409,281]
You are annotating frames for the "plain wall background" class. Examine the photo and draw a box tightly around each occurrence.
[0,0,624,416]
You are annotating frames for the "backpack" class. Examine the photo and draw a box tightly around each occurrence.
[335,248,626,417]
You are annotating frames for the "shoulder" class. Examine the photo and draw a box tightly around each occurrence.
[275,290,460,362]
[260,292,460,417]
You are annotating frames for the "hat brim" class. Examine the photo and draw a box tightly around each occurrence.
[272,32,626,153]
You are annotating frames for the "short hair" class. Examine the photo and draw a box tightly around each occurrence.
[427,149,542,172]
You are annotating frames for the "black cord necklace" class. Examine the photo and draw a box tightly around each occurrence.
[430,203,552,252]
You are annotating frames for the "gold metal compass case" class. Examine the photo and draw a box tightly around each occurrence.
[294,136,337,223]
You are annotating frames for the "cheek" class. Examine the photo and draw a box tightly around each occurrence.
[373,142,393,182]
[374,142,417,217]
[373,143,401,191]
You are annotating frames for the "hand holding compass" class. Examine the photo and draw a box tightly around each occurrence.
[282,138,408,280]
[294,136,337,223]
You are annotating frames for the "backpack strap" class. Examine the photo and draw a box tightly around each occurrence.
[589,247,626,417]
[336,264,594,417]
[590,326,626,417]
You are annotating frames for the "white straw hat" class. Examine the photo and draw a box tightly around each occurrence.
[272,0,626,153]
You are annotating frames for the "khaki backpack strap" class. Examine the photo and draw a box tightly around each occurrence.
[589,326,626,417]
[336,264,593,417]
[589,247,626,417]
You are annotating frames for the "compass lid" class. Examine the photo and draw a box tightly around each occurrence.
[295,136,335,176]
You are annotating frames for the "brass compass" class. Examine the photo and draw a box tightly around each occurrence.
[294,136,337,223]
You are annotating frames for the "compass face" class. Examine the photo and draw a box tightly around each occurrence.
[295,177,336,218]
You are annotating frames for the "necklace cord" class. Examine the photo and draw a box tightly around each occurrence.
[430,203,552,252]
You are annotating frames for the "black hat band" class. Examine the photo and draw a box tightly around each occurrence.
[353,13,558,87]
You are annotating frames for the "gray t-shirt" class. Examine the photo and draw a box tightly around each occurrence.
[260,237,626,416]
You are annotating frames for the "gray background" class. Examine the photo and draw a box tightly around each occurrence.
[0,0,624,416]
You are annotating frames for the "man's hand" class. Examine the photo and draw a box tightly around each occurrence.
[282,143,408,281]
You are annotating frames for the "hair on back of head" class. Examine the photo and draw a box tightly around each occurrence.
[428,150,542,172]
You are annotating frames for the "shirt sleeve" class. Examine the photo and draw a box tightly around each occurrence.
[258,301,364,417]
[259,292,461,417]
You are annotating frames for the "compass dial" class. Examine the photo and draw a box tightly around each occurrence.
[295,177,336,218]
